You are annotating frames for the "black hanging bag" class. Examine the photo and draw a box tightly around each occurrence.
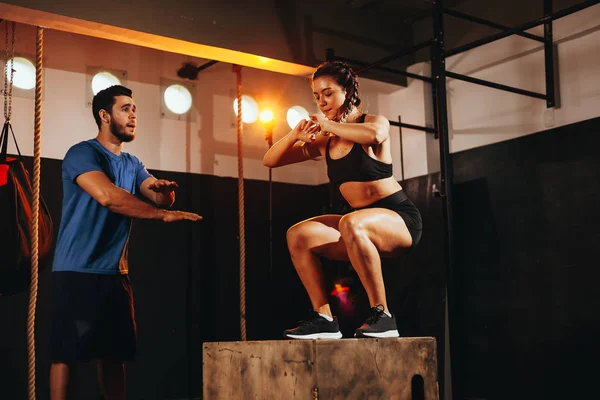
[0,121,53,296]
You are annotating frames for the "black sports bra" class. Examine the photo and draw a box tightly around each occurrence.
[325,114,393,185]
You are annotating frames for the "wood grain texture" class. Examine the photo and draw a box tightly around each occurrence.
[203,338,439,400]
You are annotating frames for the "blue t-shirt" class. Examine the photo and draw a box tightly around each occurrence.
[52,139,153,275]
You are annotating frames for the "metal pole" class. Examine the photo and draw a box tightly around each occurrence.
[266,128,274,281]
[390,120,436,134]
[398,116,405,181]
[267,167,273,281]
[443,8,544,42]
[446,71,548,100]
[544,0,556,108]
[430,44,440,140]
[197,60,219,72]
[433,1,460,399]
[445,0,600,57]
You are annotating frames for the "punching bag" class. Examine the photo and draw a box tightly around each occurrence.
[0,121,53,296]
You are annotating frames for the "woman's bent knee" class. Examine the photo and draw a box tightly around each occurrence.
[286,224,310,251]
[339,214,367,241]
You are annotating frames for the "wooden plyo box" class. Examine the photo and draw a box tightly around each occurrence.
[203,337,439,400]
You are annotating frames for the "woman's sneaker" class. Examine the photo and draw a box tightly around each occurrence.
[284,311,343,339]
[355,304,400,338]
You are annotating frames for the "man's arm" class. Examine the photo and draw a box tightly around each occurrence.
[139,177,176,207]
[76,171,201,222]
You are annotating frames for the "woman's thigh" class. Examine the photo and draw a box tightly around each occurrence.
[339,208,413,258]
[286,214,350,261]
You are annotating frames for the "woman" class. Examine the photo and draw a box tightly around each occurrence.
[263,61,422,339]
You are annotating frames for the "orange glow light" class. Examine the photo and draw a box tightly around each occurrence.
[260,110,274,124]
[331,283,350,296]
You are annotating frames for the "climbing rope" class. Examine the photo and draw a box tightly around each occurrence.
[27,26,44,400]
[3,19,43,400]
[233,64,247,341]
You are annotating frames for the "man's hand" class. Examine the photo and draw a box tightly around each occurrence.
[162,210,203,223]
[148,179,179,193]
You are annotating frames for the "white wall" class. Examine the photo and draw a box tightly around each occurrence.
[385,3,600,179]
[8,4,594,186]
[2,23,407,186]
[384,63,437,180]
[446,3,600,154]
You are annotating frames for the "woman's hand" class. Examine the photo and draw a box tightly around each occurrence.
[292,119,321,143]
[309,113,328,129]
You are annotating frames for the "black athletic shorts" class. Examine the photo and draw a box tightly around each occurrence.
[50,271,137,364]
[356,190,423,251]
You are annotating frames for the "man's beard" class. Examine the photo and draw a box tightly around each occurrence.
[110,118,135,143]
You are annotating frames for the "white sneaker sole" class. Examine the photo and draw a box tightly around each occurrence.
[355,329,399,338]
[285,331,343,340]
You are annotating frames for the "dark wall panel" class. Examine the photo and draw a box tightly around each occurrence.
[452,117,600,399]
[0,155,447,399]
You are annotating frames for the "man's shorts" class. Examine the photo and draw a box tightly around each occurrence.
[50,271,137,364]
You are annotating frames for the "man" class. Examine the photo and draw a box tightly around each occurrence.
[49,85,202,400]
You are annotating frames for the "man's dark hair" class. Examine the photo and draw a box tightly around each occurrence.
[92,85,133,129]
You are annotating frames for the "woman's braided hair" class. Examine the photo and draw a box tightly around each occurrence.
[312,61,361,123]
